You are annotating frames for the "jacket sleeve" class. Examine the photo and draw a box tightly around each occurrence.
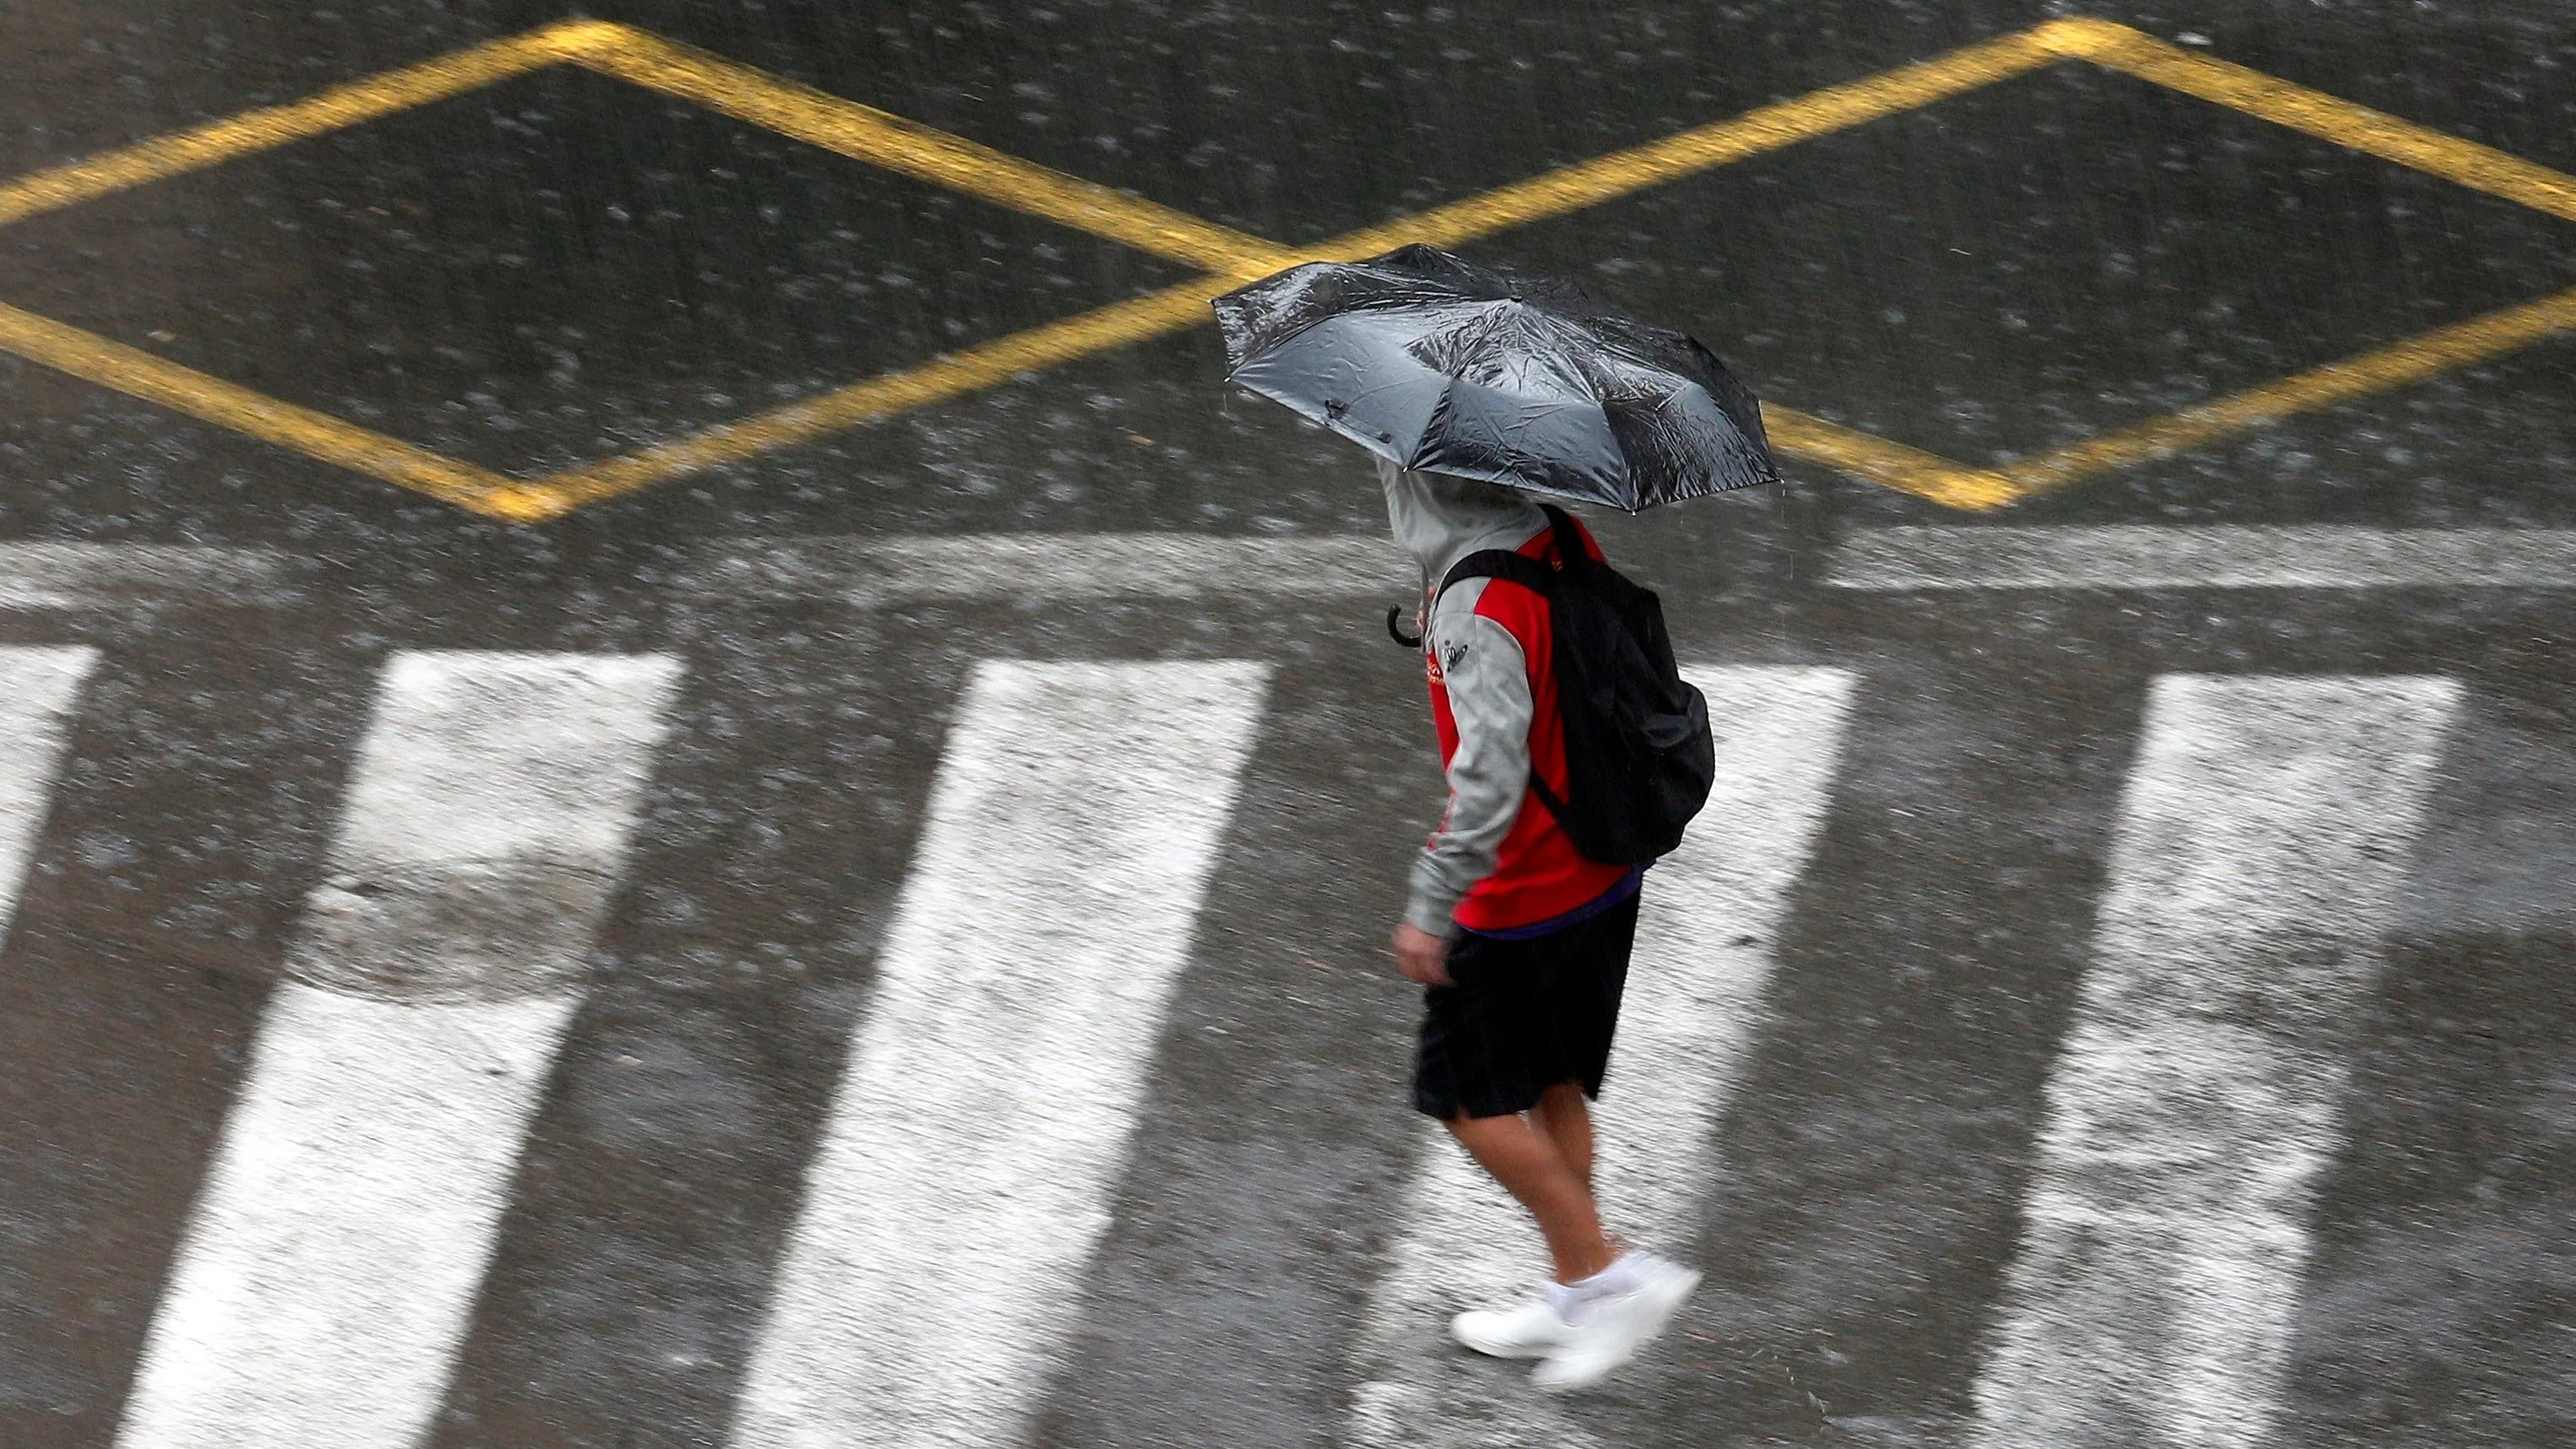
[1405,593,1533,936]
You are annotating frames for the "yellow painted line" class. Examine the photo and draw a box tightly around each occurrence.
[0,299,562,519]
[0,22,618,230]
[572,26,1294,278]
[502,28,2080,518]
[1313,29,2064,259]
[3,15,2571,522]
[532,278,1230,513]
[481,18,2576,518]
[1996,283,2576,499]
[1762,408,2020,511]
[2049,19,2576,225]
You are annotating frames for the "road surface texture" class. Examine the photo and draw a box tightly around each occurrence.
[0,3,2569,1447]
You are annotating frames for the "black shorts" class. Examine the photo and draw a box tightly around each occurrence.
[1412,893,1639,1121]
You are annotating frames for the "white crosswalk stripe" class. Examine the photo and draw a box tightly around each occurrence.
[729,659,1272,1449]
[0,641,2523,1447]
[1348,665,1859,1446]
[1969,674,2461,1449]
[115,651,682,1449]
[0,645,97,940]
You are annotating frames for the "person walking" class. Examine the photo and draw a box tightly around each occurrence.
[1380,456,1702,1392]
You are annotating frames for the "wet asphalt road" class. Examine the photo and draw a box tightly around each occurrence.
[0,3,2572,1447]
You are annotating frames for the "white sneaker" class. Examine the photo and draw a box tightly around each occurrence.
[1530,1252,1702,1392]
[1450,1297,1573,1359]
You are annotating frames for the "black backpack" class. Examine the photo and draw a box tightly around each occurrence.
[1426,506,1716,864]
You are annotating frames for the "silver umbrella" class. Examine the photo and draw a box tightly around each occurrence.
[1212,244,1776,510]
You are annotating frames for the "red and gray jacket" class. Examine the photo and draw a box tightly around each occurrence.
[1382,459,1636,938]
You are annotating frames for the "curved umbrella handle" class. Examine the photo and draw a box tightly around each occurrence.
[1386,605,1423,649]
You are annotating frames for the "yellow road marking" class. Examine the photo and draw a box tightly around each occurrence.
[0,24,609,230]
[0,18,2572,520]
[1763,409,2020,511]
[572,28,1295,278]
[2049,19,2576,225]
[0,298,556,518]
[1315,29,2064,260]
[1998,283,2576,499]
[536,277,1231,513]
[537,29,2080,518]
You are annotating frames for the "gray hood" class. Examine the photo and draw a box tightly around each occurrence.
[1377,456,1548,586]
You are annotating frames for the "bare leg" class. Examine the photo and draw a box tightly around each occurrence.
[1445,1106,1616,1284]
[1530,1082,1596,1190]
[1532,1083,1630,1256]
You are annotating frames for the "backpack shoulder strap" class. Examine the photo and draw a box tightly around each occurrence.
[1437,507,1584,600]
[1434,545,1557,606]
[1536,504,1596,568]
[1391,541,1554,652]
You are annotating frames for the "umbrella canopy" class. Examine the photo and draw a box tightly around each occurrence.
[1212,244,1776,511]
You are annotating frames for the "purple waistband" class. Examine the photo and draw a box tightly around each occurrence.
[1458,864,1646,942]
